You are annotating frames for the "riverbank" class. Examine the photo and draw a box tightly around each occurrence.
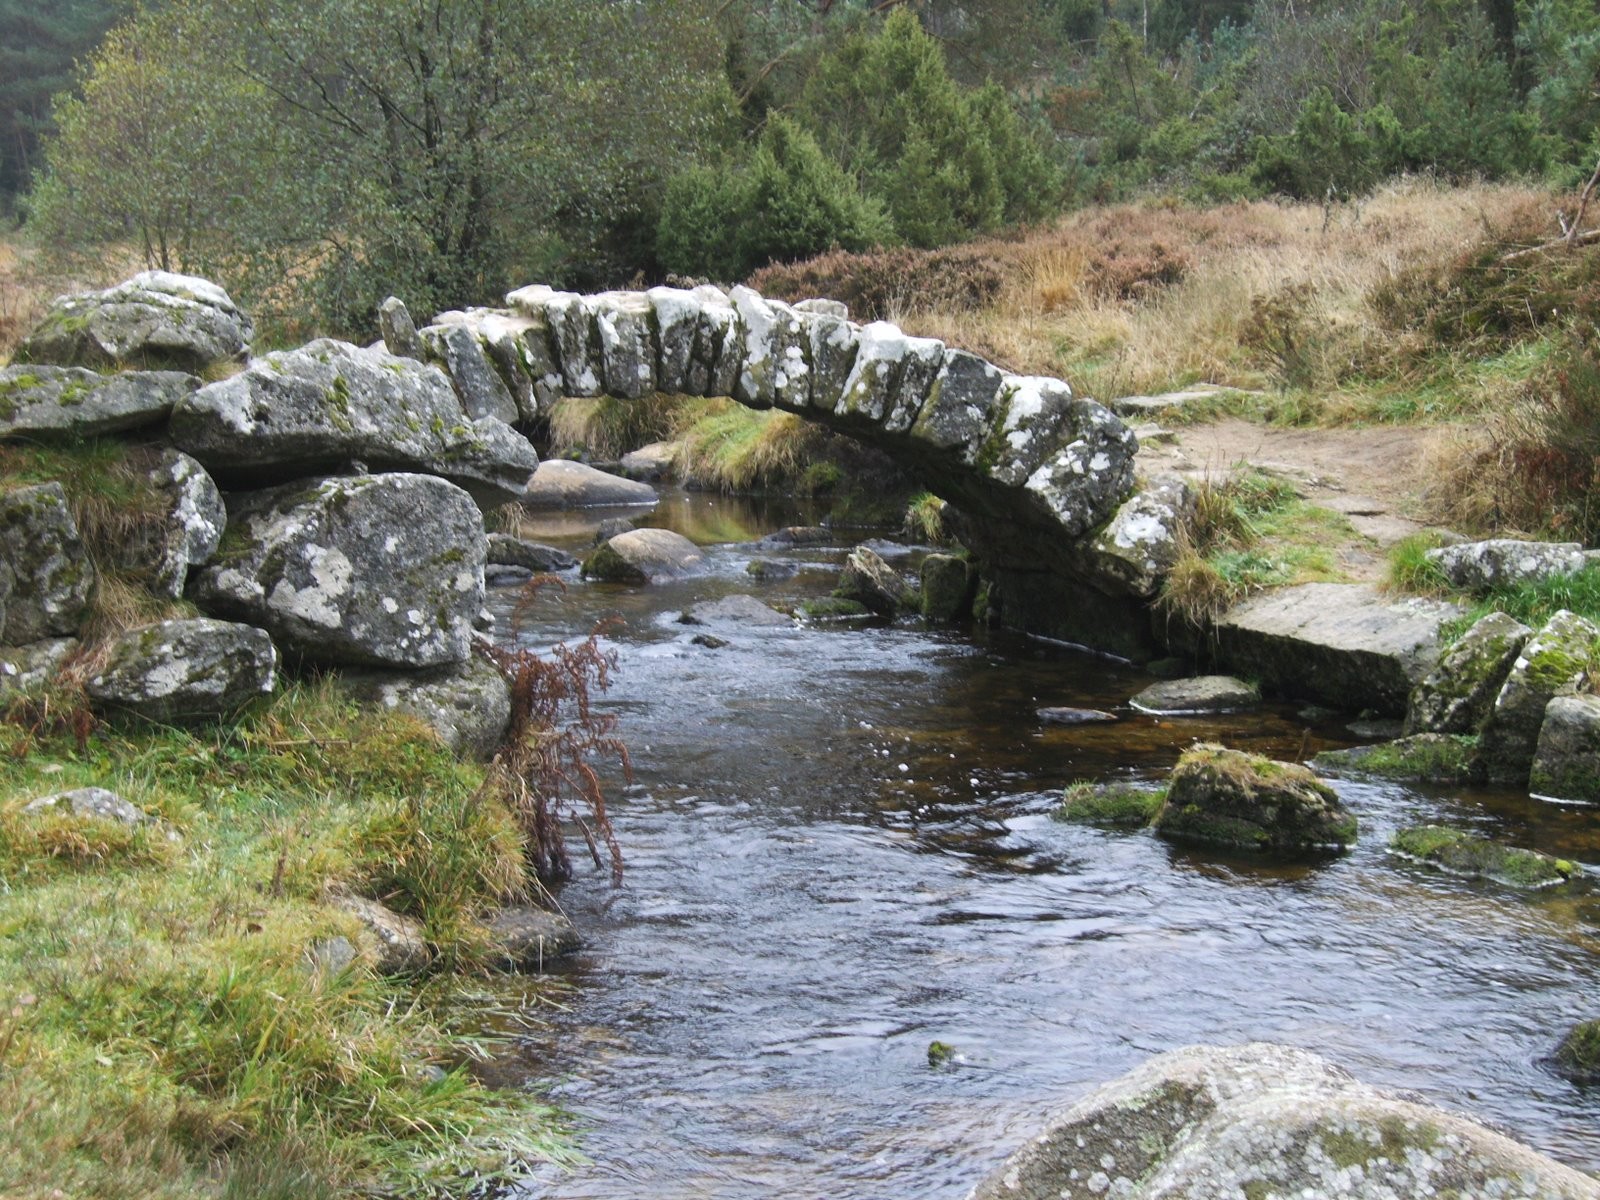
[0,682,576,1199]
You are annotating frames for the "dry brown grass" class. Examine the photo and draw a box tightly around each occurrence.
[0,232,142,363]
[867,178,1563,402]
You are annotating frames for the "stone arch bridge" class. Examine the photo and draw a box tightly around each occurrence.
[442,283,1179,659]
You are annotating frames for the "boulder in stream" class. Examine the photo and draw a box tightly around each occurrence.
[836,545,917,616]
[1477,609,1600,784]
[1129,675,1259,715]
[969,1042,1600,1200]
[583,528,704,583]
[1311,734,1477,784]
[1154,743,1356,852]
[1530,693,1600,803]
[1390,824,1579,889]
[1404,609,1531,736]
[521,460,659,510]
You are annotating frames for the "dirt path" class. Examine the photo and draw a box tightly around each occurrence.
[1134,417,1443,582]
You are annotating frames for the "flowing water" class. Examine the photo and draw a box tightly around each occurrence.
[492,490,1600,1200]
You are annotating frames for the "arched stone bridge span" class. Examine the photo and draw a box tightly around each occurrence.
[457,283,1166,657]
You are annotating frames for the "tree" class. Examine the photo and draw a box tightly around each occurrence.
[0,0,125,213]
[30,0,732,333]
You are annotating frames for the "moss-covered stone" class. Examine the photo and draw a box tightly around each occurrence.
[1530,693,1600,803]
[1390,824,1579,890]
[800,597,871,620]
[1478,610,1600,784]
[1406,610,1531,736]
[920,552,976,622]
[1054,781,1167,827]
[581,541,647,583]
[1311,734,1478,784]
[1155,743,1357,853]
[1551,1019,1600,1084]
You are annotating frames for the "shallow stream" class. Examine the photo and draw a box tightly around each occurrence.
[491,490,1600,1199]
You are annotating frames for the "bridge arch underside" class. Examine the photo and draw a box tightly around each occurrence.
[479,283,1161,660]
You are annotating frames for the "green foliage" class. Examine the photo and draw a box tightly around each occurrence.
[30,0,731,335]
[1385,532,1453,596]
[656,162,752,282]
[739,116,892,270]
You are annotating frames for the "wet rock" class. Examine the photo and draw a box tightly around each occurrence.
[378,296,421,358]
[619,441,680,482]
[759,526,832,548]
[330,893,432,974]
[1428,538,1587,591]
[836,545,916,616]
[583,528,704,583]
[1404,610,1531,736]
[920,553,976,622]
[482,905,580,971]
[1129,675,1259,715]
[485,533,577,573]
[419,321,518,424]
[0,364,197,440]
[691,633,729,649]
[1053,781,1166,826]
[1215,583,1461,714]
[332,656,510,760]
[86,618,277,725]
[0,637,79,697]
[1154,743,1356,852]
[746,559,798,581]
[1312,733,1477,783]
[0,482,93,644]
[1531,693,1600,802]
[24,786,147,826]
[521,460,659,510]
[192,473,485,669]
[18,271,251,372]
[1346,717,1404,739]
[799,597,872,620]
[1391,824,1579,889]
[1478,609,1600,784]
[145,450,226,598]
[1037,707,1118,725]
[678,594,790,627]
[1085,473,1195,598]
[970,1042,1600,1200]
[1551,1020,1600,1085]
[170,339,539,506]
[594,517,636,544]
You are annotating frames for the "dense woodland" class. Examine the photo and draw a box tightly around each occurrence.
[4,0,1600,333]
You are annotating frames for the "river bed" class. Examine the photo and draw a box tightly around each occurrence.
[491,490,1600,1199]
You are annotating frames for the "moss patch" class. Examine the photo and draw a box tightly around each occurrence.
[799,597,872,620]
[1155,743,1357,852]
[1553,1018,1600,1084]
[1054,781,1167,827]
[1311,734,1478,783]
[1390,824,1579,890]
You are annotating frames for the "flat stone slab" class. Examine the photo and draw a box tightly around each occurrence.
[678,594,791,627]
[1129,675,1259,715]
[1110,383,1259,417]
[521,459,659,510]
[1216,583,1461,715]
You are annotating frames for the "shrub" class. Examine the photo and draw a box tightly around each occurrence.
[749,243,1007,320]
[654,162,751,282]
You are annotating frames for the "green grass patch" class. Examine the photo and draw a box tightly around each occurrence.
[1311,734,1477,783]
[1054,781,1167,827]
[1384,531,1452,596]
[0,682,575,1198]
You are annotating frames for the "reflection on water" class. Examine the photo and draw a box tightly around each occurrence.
[493,489,1600,1200]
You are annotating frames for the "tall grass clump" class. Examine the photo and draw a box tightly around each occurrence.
[671,398,824,493]
[545,393,686,462]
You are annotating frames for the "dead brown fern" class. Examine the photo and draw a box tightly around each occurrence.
[478,578,630,884]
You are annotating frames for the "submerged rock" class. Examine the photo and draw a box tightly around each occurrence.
[481,906,580,971]
[192,473,485,669]
[1477,609,1600,784]
[0,482,93,644]
[485,533,577,573]
[18,271,251,372]
[1154,743,1356,852]
[1390,824,1579,889]
[1404,609,1531,736]
[583,528,704,583]
[1311,734,1477,784]
[1037,707,1118,725]
[1530,693,1600,803]
[86,618,277,725]
[1129,675,1259,715]
[678,594,790,628]
[969,1042,1600,1200]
